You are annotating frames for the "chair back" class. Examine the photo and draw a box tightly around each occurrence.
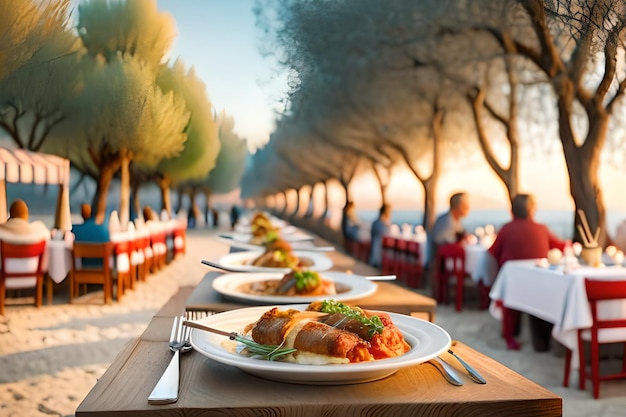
[0,240,46,279]
[70,241,115,304]
[584,278,626,330]
[437,243,465,273]
[0,239,47,314]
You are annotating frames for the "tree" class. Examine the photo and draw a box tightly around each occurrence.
[0,0,80,150]
[149,59,221,217]
[65,55,189,223]
[483,0,626,246]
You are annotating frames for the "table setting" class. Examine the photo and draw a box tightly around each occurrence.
[76,217,562,417]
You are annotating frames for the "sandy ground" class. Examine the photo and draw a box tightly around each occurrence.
[1,225,626,417]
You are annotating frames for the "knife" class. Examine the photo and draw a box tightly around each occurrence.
[448,349,487,384]
[428,357,464,386]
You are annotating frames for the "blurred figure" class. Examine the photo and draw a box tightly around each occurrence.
[487,193,566,351]
[426,192,470,268]
[0,199,50,242]
[368,204,392,268]
[488,193,566,268]
[72,203,111,267]
[230,205,242,230]
[72,203,110,242]
[341,201,361,242]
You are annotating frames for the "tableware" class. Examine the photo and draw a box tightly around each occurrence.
[428,357,464,386]
[219,230,314,244]
[214,235,334,252]
[189,304,451,385]
[212,271,378,304]
[148,316,192,404]
[447,349,486,384]
[213,250,333,273]
[234,223,297,235]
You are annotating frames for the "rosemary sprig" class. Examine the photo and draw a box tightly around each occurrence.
[232,334,297,361]
[183,320,296,361]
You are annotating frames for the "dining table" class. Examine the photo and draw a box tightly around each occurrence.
[76,284,562,417]
[489,259,626,364]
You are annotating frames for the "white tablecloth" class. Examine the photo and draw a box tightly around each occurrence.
[489,260,626,367]
[46,239,73,283]
[464,244,498,285]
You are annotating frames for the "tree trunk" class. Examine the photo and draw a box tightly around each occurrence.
[157,176,172,219]
[305,185,314,218]
[561,111,609,246]
[119,149,131,230]
[93,164,116,224]
[322,181,329,220]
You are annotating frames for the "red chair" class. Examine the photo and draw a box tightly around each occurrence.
[0,240,47,315]
[173,225,186,257]
[381,236,397,275]
[435,243,468,312]
[563,278,626,398]
[402,241,423,288]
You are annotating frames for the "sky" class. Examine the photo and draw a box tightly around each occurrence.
[155,0,284,150]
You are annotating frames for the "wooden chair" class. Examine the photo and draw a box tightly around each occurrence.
[0,240,47,315]
[70,241,115,304]
[563,278,626,398]
[381,236,398,275]
[435,243,468,312]
[113,240,133,292]
[173,225,186,257]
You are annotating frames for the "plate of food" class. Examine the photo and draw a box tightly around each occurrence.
[189,302,451,384]
[213,249,333,274]
[212,271,377,304]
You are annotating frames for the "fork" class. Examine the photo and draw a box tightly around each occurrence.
[148,315,192,404]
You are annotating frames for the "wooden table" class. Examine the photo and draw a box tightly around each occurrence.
[195,235,437,321]
[76,287,562,417]
[187,271,437,321]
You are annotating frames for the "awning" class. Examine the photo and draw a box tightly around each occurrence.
[0,147,71,230]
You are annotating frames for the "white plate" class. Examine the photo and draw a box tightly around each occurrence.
[219,230,314,244]
[212,271,377,304]
[215,250,333,273]
[234,224,298,235]
[190,305,451,385]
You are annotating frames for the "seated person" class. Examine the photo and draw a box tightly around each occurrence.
[368,204,392,268]
[0,199,50,244]
[488,193,566,351]
[426,192,470,269]
[341,201,361,242]
[72,203,110,267]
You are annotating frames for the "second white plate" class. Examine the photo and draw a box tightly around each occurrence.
[212,271,378,304]
[215,250,333,273]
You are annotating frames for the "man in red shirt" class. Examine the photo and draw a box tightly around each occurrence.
[488,193,566,351]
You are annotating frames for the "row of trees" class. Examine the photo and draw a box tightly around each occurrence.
[244,0,626,246]
[0,0,248,226]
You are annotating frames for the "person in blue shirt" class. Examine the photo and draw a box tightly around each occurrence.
[368,204,392,268]
[72,203,110,266]
[341,201,361,242]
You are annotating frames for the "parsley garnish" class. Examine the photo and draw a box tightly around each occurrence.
[319,299,384,337]
[293,270,321,292]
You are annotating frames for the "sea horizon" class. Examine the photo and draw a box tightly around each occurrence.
[354,209,626,240]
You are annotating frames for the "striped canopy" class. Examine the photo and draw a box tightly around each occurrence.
[0,147,71,230]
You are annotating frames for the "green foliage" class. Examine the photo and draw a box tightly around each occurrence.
[73,54,189,167]
[154,58,221,184]
[77,0,176,68]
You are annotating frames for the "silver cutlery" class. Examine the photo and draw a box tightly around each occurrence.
[201,259,291,273]
[448,349,487,384]
[428,357,464,386]
[148,316,192,404]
